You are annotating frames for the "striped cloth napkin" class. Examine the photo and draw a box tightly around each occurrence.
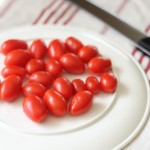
[0,0,150,149]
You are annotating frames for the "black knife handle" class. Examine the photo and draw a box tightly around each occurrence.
[138,38,150,57]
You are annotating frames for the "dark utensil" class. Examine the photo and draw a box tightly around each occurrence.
[69,0,150,57]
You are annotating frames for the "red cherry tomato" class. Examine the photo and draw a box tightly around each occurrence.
[29,71,53,88]
[71,79,86,93]
[69,90,93,115]
[60,53,85,74]
[25,59,45,75]
[0,39,28,55]
[23,82,46,98]
[23,95,47,122]
[1,65,26,79]
[4,49,33,67]
[43,90,67,116]
[53,77,73,100]
[0,75,22,102]
[29,39,47,59]
[78,45,99,63]
[65,37,83,54]
[100,72,117,93]
[48,39,67,60]
[46,59,62,77]
[85,76,100,95]
[88,56,112,74]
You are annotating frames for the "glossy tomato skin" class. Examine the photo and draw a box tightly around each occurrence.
[100,72,117,93]
[85,76,100,95]
[29,39,47,59]
[23,82,46,98]
[48,39,67,60]
[71,79,86,93]
[53,77,73,100]
[0,75,22,102]
[1,65,26,79]
[4,49,33,67]
[29,71,53,88]
[25,59,45,75]
[69,90,93,115]
[0,39,28,55]
[23,95,47,122]
[46,59,62,77]
[60,53,85,74]
[88,56,111,74]
[65,37,83,54]
[78,45,99,63]
[43,90,67,116]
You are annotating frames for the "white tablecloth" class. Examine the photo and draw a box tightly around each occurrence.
[0,0,150,149]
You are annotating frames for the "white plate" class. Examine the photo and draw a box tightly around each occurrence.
[0,25,149,150]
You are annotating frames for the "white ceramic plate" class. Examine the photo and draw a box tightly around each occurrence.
[0,25,149,150]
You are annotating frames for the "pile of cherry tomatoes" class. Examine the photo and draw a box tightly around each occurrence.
[0,37,117,123]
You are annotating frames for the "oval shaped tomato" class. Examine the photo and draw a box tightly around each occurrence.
[78,45,99,63]
[46,59,62,77]
[65,37,83,54]
[23,95,47,122]
[100,72,117,93]
[29,71,53,88]
[29,39,47,59]
[4,49,33,67]
[23,82,46,98]
[25,59,45,75]
[69,90,93,115]
[85,76,100,94]
[60,53,85,74]
[1,65,26,79]
[0,39,28,55]
[48,39,67,60]
[71,79,86,93]
[88,56,112,74]
[53,77,73,100]
[0,75,22,102]
[43,90,67,116]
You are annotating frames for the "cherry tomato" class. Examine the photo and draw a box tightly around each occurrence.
[69,90,93,115]
[29,39,47,59]
[60,53,85,74]
[29,71,53,88]
[43,90,67,116]
[23,95,47,122]
[85,76,100,94]
[78,45,99,63]
[65,37,83,54]
[0,75,22,102]
[1,65,26,79]
[4,49,33,67]
[88,56,111,74]
[23,82,46,98]
[48,39,67,60]
[100,72,117,93]
[25,59,45,75]
[46,59,62,77]
[71,79,86,93]
[53,77,73,100]
[0,39,28,55]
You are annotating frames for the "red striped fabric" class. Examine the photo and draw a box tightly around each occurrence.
[32,0,58,24]
[0,0,15,17]
[63,7,79,25]
[43,0,65,24]
[53,3,73,24]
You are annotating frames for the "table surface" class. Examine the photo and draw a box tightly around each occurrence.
[0,0,150,150]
